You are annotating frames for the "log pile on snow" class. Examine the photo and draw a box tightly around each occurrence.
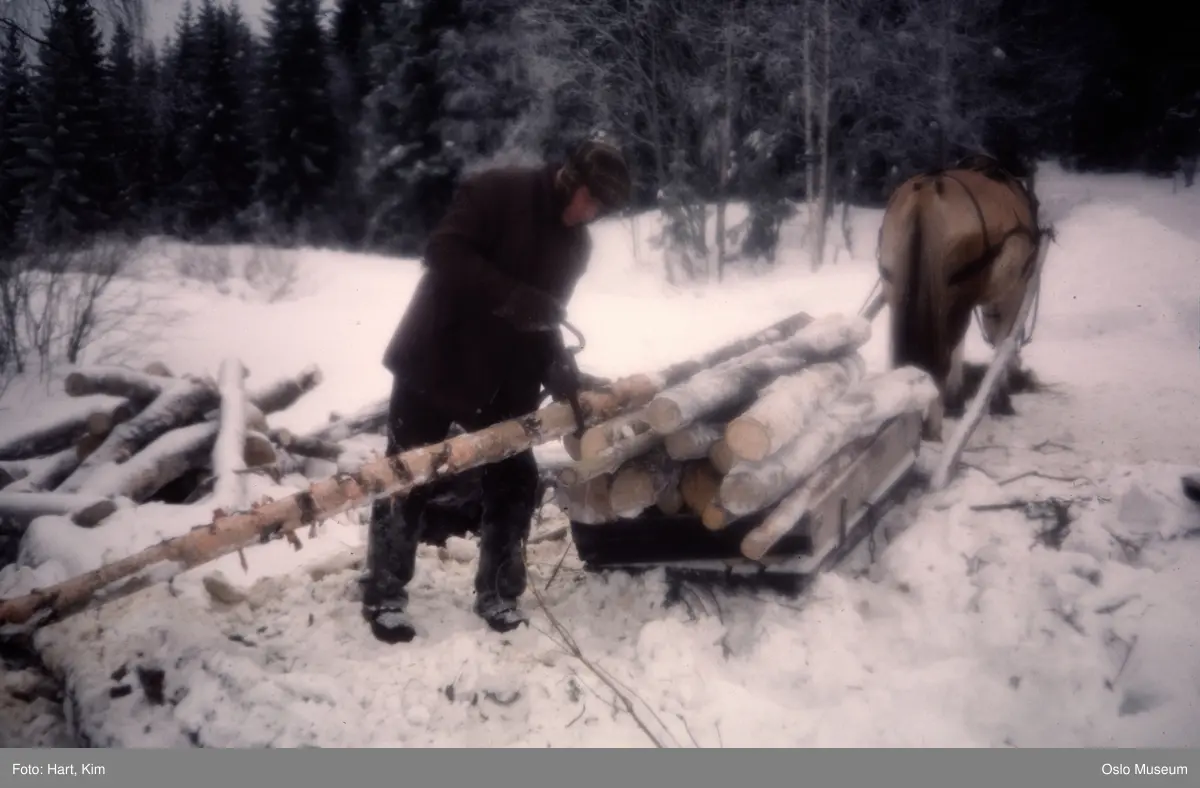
[553,313,940,562]
[0,360,349,533]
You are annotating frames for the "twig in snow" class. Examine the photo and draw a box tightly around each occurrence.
[715,720,724,748]
[522,550,674,748]
[676,712,701,748]
[998,469,1086,487]
[543,539,573,591]
[1105,634,1138,689]
[1032,439,1072,454]
[567,702,587,728]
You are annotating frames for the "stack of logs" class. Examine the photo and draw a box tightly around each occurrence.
[554,312,939,562]
[0,360,362,531]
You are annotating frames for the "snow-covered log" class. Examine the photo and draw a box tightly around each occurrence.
[55,381,222,493]
[645,314,872,435]
[211,359,248,511]
[307,398,388,442]
[0,491,118,529]
[717,366,938,520]
[247,365,323,415]
[63,366,168,404]
[664,421,724,461]
[724,353,866,462]
[203,402,268,433]
[556,475,616,525]
[269,429,342,462]
[607,448,681,518]
[2,449,80,493]
[0,394,129,461]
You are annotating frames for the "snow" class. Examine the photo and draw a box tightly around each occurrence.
[2,163,1200,747]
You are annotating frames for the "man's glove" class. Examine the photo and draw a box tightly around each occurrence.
[543,347,587,437]
[493,283,564,332]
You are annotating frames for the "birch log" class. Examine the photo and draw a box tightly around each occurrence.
[607,448,682,518]
[717,366,937,520]
[664,421,724,461]
[645,314,871,435]
[723,353,866,462]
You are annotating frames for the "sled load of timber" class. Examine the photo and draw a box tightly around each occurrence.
[0,309,944,632]
[555,312,938,588]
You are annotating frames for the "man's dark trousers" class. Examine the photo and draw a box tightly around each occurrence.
[362,376,539,637]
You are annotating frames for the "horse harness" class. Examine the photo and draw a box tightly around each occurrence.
[874,159,1048,348]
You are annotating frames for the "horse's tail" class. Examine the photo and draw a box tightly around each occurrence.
[889,187,946,382]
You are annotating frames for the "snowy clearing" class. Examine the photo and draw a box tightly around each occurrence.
[1,163,1199,748]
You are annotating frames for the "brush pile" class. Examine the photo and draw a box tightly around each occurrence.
[553,313,939,562]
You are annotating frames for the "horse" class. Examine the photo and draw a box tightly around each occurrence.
[875,154,1047,441]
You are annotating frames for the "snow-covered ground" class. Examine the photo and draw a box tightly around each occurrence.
[1,162,1199,747]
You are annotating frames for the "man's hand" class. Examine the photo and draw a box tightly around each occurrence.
[543,348,588,437]
[493,284,565,332]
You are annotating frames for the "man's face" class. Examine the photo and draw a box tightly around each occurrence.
[562,186,606,227]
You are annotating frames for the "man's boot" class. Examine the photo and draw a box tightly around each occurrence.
[361,496,423,644]
[473,454,538,633]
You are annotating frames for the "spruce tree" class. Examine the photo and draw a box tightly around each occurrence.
[0,25,33,254]
[15,0,117,246]
[256,0,341,241]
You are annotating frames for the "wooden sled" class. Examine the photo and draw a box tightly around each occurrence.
[569,411,925,596]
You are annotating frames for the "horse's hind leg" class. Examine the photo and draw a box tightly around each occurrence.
[943,339,967,418]
[979,291,1027,416]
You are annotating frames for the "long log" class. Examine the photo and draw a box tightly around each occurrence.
[607,448,681,518]
[929,235,1051,490]
[63,366,167,403]
[645,313,872,435]
[0,371,665,627]
[717,366,938,520]
[0,395,128,461]
[664,421,724,461]
[211,359,248,511]
[55,381,222,493]
[248,365,324,415]
[0,491,119,529]
[723,353,866,463]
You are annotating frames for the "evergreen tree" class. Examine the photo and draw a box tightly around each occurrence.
[104,21,145,234]
[256,0,341,241]
[177,0,257,238]
[160,1,205,234]
[359,0,469,254]
[0,25,33,254]
[15,0,117,246]
[133,44,166,230]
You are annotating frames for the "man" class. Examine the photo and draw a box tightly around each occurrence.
[363,139,633,644]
